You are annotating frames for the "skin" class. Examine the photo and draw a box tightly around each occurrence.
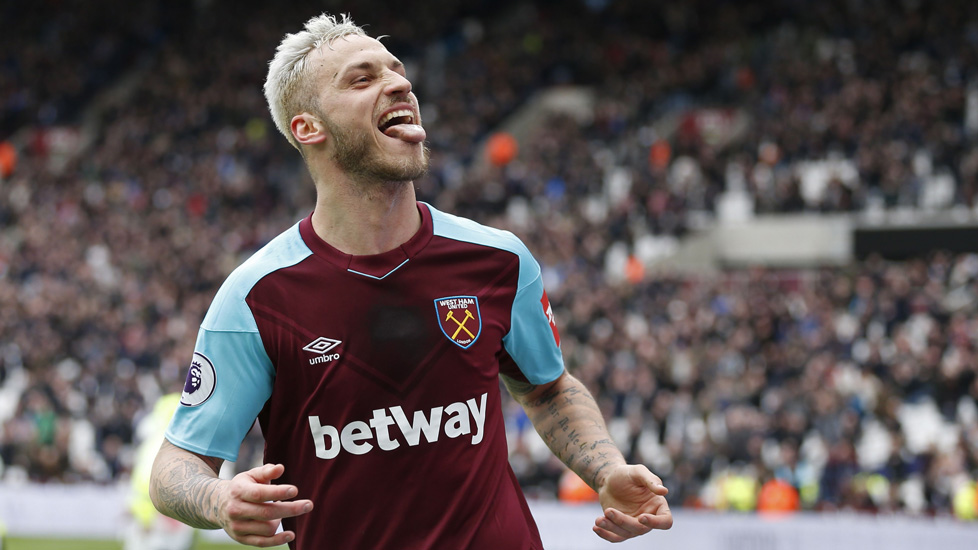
[502,371,672,541]
[149,32,672,547]
[150,439,311,547]
[292,35,429,256]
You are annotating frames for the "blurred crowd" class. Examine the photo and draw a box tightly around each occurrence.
[2,0,978,517]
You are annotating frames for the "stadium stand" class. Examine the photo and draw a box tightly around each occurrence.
[1,0,977,523]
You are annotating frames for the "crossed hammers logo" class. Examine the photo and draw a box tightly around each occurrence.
[445,308,476,340]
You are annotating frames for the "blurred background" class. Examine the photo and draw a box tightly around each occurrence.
[2,0,978,547]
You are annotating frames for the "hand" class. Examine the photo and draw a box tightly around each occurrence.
[218,463,314,548]
[593,464,672,542]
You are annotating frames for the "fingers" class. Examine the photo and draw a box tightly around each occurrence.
[640,509,673,530]
[227,498,314,522]
[592,508,652,542]
[224,498,313,547]
[230,526,297,548]
[592,506,673,542]
[226,518,283,540]
[235,479,301,504]
[221,463,314,546]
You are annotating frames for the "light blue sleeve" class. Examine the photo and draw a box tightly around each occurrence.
[165,328,274,461]
[427,203,564,385]
[501,268,565,385]
[165,222,310,461]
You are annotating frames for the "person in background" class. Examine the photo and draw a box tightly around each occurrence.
[125,392,193,550]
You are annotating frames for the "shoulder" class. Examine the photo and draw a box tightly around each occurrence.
[202,222,312,331]
[424,202,540,290]
[230,221,312,286]
[426,203,530,256]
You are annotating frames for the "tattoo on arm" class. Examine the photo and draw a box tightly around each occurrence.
[150,440,226,529]
[590,461,613,488]
[514,374,623,491]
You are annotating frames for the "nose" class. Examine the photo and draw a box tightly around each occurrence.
[384,70,413,96]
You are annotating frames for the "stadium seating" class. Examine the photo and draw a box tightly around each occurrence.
[1,0,977,520]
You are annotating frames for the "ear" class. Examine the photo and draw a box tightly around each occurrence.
[291,113,328,145]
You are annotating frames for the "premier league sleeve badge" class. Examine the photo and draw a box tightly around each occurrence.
[180,351,217,407]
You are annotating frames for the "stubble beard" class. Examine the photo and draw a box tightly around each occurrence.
[327,119,429,188]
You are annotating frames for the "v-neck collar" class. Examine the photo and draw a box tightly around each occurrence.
[299,202,433,280]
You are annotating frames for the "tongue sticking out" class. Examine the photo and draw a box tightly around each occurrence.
[382,124,426,143]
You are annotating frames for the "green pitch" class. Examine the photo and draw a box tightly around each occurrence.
[4,538,287,550]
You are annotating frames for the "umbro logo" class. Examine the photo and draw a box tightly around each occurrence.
[304,337,341,354]
[304,337,342,365]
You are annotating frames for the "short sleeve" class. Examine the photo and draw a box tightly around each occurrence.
[165,327,275,461]
[163,222,309,461]
[502,269,564,385]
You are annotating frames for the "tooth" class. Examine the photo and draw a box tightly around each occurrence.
[379,109,414,127]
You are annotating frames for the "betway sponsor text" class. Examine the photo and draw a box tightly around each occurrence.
[308,392,487,459]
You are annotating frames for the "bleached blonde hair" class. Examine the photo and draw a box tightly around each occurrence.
[264,13,368,150]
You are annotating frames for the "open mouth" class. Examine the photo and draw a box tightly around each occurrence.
[378,109,416,135]
[376,107,426,143]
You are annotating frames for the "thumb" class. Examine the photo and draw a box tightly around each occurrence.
[646,476,669,495]
[629,467,668,495]
[248,463,286,484]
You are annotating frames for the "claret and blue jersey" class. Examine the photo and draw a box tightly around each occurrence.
[166,202,564,550]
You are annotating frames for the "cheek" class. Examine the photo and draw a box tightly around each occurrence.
[330,105,376,135]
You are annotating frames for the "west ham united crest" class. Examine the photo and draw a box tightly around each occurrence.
[434,295,482,349]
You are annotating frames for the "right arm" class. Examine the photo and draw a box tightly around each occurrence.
[149,438,313,548]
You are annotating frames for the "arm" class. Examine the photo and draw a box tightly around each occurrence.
[502,370,672,542]
[149,438,313,548]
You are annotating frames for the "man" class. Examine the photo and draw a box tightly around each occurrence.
[149,13,671,549]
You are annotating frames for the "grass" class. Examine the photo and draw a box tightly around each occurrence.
[4,538,287,550]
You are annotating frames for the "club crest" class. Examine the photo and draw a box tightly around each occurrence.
[434,295,482,349]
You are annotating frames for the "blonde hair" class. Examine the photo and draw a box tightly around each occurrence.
[264,13,368,150]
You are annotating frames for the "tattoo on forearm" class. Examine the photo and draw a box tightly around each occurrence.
[517,378,623,490]
[151,446,225,529]
[590,461,613,487]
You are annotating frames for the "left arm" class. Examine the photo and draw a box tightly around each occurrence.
[502,370,673,542]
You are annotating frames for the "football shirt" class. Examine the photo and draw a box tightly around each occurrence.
[166,202,564,549]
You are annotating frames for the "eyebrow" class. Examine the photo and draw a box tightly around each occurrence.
[334,59,405,81]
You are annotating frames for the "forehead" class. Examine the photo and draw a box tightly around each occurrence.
[309,34,395,75]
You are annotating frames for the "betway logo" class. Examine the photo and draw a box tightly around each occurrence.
[308,393,487,460]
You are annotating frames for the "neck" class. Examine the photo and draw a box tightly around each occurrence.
[310,174,421,256]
